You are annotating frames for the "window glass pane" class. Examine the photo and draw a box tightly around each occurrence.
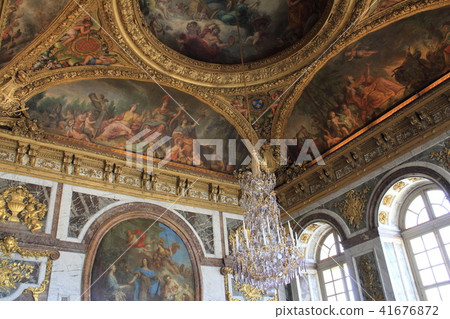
[323,269,332,283]
[332,266,342,280]
[425,288,441,301]
[438,285,450,301]
[432,265,449,283]
[417,208,430,225]
[336,293,347,301]
[325,282,335,296]
[414,252,430,270]
[409,195,426,214]
[419,268,436,286]
[445,244,450,259]
[320,233,337,260]
[405,211,418,229]
[427,190,446,205]
[427,248,444,266]
[334,279,345,294]
[327,295,337,301]
[422,233,438,250]
[410,237,425,253]
[439,226,450,244]
[432,205,449,218]
[328,244,337,258]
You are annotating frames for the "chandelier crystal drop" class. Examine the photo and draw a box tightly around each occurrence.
[231,170,304,292]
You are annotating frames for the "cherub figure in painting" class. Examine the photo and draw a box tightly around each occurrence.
[62,17,94,46]
[344,43,378,61]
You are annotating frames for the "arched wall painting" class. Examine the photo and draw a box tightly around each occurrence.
[91,218,195,301]
[26,79,247,173]
[140,0,328,64]
[285,8,450,158]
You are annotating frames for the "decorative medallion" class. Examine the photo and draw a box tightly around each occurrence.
[306,223,319,231]
[382,194,393,206]
[0,186,48,232]
[334,187,371,229]
[378,211,388,225]
[300,233,310,243]
[392,181,406,192]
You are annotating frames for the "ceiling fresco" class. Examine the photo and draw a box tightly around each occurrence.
[25,79,248,174]
[285,7,450,159]
[31,11,124,71]
[139,0,328,64]
[0,0,68,68]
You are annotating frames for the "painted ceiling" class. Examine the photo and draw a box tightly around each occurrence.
[139,0,329,64]
[0,0,448,179]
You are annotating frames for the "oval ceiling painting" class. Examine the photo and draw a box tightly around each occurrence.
[91,218,196,301]
[139,0,329,64]
[26,79,247,174]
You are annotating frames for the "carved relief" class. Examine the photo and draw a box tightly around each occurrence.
[334,187,371,229]
[0,236,59,301]
[0,186,47,232]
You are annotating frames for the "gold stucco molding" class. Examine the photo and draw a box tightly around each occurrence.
[0,236,59,301]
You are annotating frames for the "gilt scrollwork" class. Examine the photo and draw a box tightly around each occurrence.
[0,236,59,301]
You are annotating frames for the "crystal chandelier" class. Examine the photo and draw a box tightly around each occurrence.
[231,169,304,293]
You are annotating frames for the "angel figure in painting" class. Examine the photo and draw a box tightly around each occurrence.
[62,17,94,46]
[105,264,130,301]
[344,43,378,61]
[128,258,161,301]
[145,238,181,275]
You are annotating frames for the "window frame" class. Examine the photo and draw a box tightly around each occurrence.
[401,186,450,300]
[315,228,354,301]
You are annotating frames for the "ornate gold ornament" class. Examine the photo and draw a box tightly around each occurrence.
[221,267,278,301]
[429,145,450,170]
[334,187,371,229]
[378,211,388,225]
[408,177,423,182]
[0,186,48,232]
[0,259,35,294]
[306,224,319,231]
[300,234,310,243]
[393,181,406,192]
[358,256,385,301]
[0,236,59,301]
[382,195,393,206]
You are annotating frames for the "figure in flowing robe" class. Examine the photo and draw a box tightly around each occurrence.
[128,258,160,301]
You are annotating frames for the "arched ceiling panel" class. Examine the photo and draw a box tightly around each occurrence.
[284,7,449,159]
[26,79,249,174]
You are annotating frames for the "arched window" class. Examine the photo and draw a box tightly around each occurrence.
[377,177,450,301]
[316,229,354,301]
[401,186,450,300]
[292,221,355,301]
